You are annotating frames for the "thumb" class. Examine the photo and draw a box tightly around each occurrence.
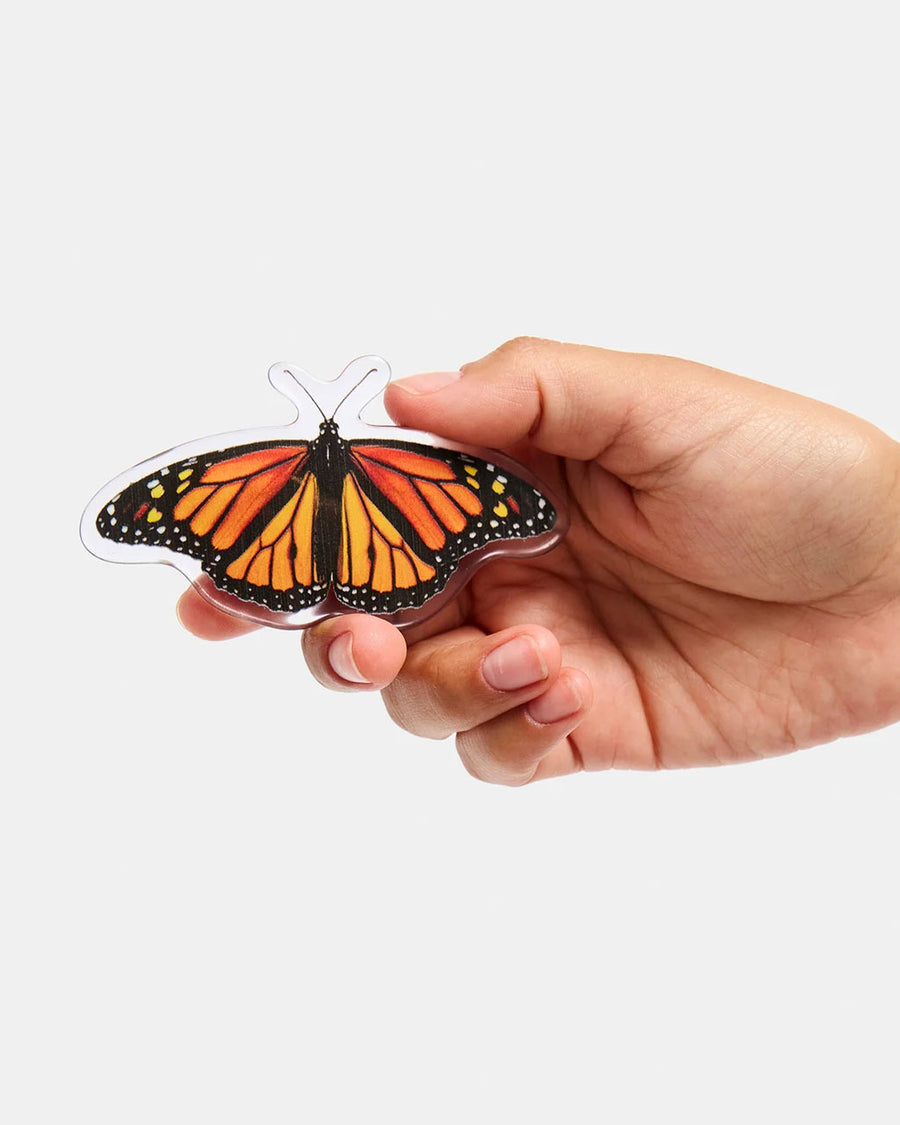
[384,336,717,462]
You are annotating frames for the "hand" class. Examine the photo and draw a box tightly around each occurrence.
[178,338,900,784]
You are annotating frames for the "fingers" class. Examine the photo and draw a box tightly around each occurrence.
[456,668,593,785]
[382,335,804,482]
[382,335,678,462]
[175,587,406,694]
[271,609,593,785]
[176,587,261,640]
[383,336,900,603]
[301,614,407,692]
[380,625,563,740]
[177,586,408,690]
[385,335,895,488]
[178,585,593,784]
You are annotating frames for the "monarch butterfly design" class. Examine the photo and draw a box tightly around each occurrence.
[82,357,564,628]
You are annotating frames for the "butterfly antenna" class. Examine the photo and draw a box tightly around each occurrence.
[287,374,328,422]
[329,368,378,420]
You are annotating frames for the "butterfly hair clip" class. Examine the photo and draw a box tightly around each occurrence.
[81,356,566,629]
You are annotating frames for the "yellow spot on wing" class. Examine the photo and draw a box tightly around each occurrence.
[492,480,504,494]
[178,469,193,480]
[464,465,477,476]
[147,508,163,523]
[150,485,165,499]
[466,477,480,489]
[176,482,191,493]
[493,501,508,518]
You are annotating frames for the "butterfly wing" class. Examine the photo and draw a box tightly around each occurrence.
[94,440,329,612]
[333,439,557,613]
[93,434,559,619]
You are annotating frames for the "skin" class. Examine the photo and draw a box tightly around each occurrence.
[178,337,900,785]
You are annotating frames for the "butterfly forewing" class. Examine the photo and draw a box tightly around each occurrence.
[211,469,327,610]
[94,439,332,612]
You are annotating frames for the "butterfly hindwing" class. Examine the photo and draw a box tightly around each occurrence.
[334,439,557,612]
[210,467,327,611]
[334,469,441,611]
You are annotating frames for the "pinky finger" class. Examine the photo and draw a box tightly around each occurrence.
[455,669,592,786]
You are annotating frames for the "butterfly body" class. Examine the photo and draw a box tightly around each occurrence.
[83,358,564,629]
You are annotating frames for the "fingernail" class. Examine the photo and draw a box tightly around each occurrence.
[391,371,462,395]
[328,633,371,684]
[482,636,548,692]
[527,678,584,725]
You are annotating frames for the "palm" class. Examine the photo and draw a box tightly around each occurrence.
[434,450,900,770]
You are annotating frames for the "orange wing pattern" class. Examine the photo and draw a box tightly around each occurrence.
[95,430,557,617]
[335,473,436,609]
[173,446,308,550]
[351,445,483,550]
[336,440,554,612]
[225,471,319,591]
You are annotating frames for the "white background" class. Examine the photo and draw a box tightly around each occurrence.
[2,2,898,1122]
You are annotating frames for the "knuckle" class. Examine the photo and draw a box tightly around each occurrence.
[380,680,449,740]
[456,733,535,787]
[496,335,551,364]
[389,645,474,733]
[379,630,491,740]
[455,739,490,783]
[300,622,329,662]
